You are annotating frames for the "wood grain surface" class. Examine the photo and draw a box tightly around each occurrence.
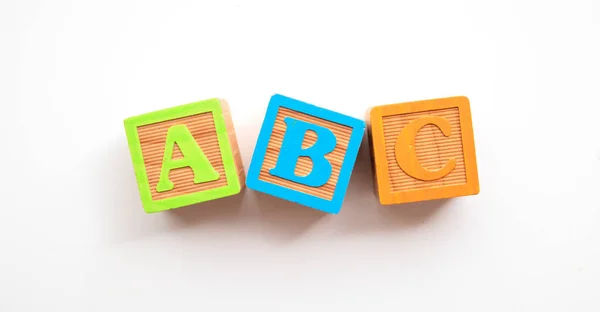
[220,99,245,189]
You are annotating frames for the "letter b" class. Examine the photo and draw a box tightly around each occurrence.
[269,117,337,187]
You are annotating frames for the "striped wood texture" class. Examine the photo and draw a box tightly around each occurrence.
[138,112,227,200]
[382,107,467,192]
[258,107,352,200]
[220,99,246,188]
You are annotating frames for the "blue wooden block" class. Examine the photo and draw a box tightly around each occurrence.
[246,94,366,214]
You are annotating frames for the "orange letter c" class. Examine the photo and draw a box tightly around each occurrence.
[395,117,456,181]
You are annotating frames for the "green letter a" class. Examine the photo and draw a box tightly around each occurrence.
[156,124,219,192]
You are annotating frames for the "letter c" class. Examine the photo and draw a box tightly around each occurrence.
[395,117,456,181]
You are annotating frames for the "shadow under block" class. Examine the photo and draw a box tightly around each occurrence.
[367,96,479,205]
[246,94,366,214]
[124,98,245,213]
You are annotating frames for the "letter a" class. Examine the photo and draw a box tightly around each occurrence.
[269,117,337,187]
[156,125,219,192]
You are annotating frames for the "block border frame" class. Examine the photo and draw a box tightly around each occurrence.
[369,96,479,205]
[124,98,241,213]
[246,94,366,214]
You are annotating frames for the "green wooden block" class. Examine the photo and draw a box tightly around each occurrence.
[124,98,245,213]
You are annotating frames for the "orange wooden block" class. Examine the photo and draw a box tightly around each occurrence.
[367,96,479,205]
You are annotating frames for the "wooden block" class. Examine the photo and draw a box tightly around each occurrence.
[367,96,479,205]
[124,98,245,213]
[246,94,365,214]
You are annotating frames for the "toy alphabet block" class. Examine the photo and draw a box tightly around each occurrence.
[367,96,479,205]
[246,94,365,214]
[124,98,245,213]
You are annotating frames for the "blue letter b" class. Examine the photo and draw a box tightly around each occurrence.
[269,117,337,187]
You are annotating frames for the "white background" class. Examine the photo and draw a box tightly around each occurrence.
[1,0,599,311]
